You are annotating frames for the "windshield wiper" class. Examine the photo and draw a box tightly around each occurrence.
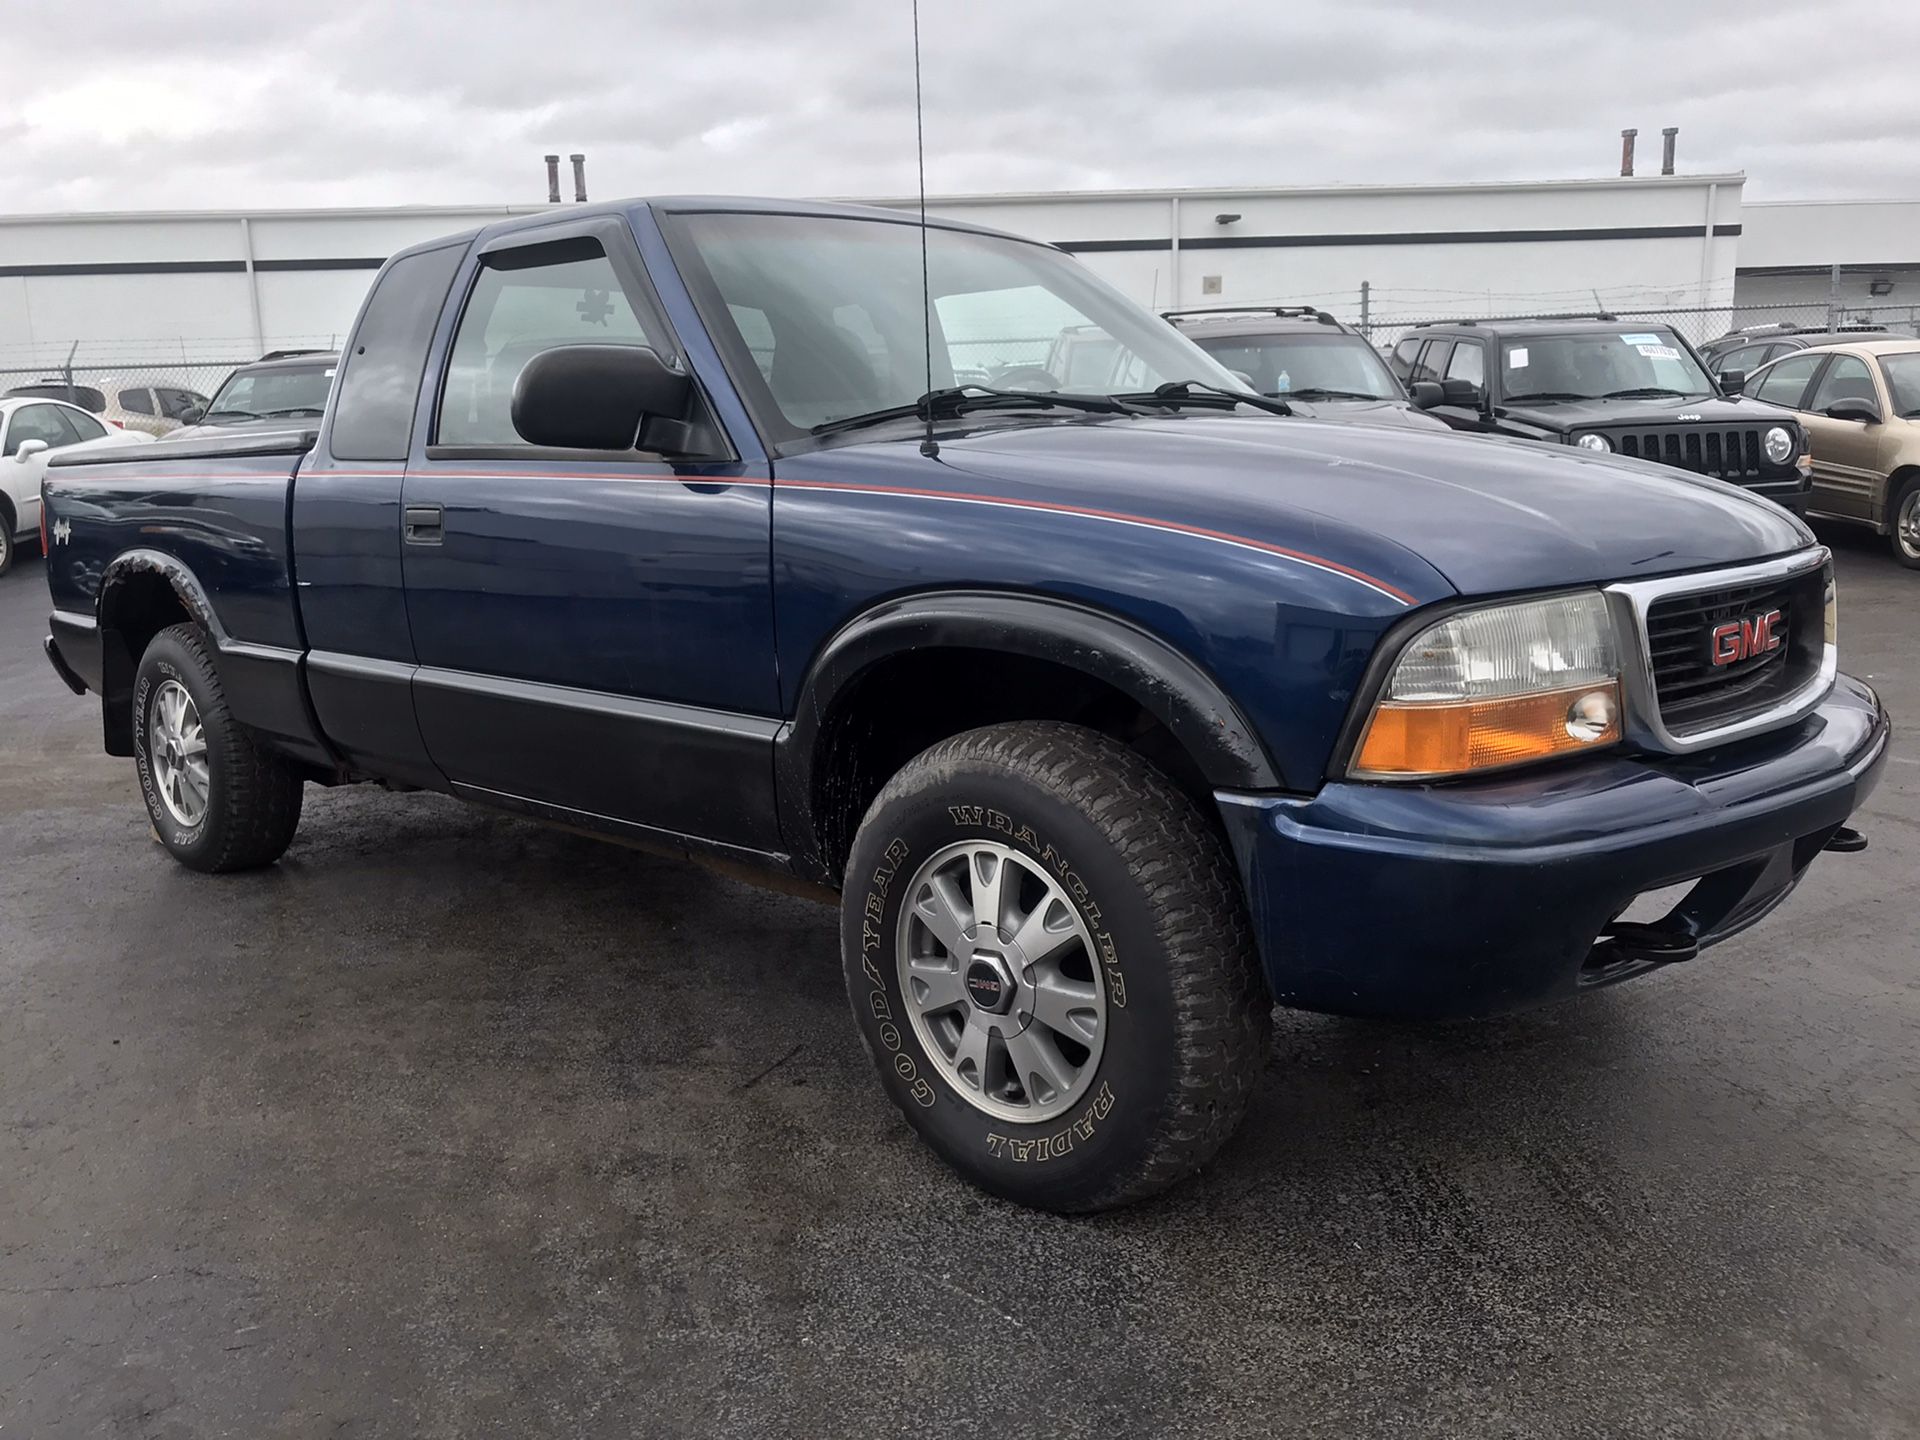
[1507,391,1591,403]
[810,386,1142,438]
[1283,387,1387,402]
[1598,387,1700,400]
[1113,381,1292,416]
[203,408,260,421]
[257,407,326,418]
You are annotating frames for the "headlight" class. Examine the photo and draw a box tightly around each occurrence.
[1351,591,1622,779]
[1574,432,1611,452]
[1764,426,1795,465]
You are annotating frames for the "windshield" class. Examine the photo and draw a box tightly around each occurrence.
[1878,353,1920,418]
[665,211,1245,438]
[1499,330,1714,401]
[1189,332,1401,400]
[205,362,336,421]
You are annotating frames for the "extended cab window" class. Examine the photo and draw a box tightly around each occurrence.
[331,244,463,460]
[438,240,665,447]
[1750,352,1822,409]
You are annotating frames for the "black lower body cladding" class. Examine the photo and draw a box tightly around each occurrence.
[841,722,1271,1212]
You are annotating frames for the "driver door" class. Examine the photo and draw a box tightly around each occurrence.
[399,214,782,851]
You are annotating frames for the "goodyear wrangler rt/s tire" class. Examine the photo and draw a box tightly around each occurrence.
[133,624,303,873]
[841,721,1272,1212]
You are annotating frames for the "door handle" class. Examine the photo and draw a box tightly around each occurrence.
[403,505,444,545]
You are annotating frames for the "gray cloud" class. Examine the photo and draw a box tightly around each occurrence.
[0,0,1914,213]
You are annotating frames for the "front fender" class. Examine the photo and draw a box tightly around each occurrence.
[775,589,1284,879]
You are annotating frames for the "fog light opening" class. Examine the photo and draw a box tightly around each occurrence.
[1565,689,1617,743]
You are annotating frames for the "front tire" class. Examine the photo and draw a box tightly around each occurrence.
[133,624,303,872]
[0,518,14,577]
[841,722,1272,1212]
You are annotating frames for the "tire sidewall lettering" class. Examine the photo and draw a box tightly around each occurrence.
[850,791,1154,1188]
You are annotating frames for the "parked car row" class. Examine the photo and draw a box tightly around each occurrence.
[1,378,211,438]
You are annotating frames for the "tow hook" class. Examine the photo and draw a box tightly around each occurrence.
[1825,825,1869,854]
[1590,920,1700,966]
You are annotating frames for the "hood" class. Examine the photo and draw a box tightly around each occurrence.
[1280,397,1452,432]
[912,413,1812,598]
[1507,392,1798,429]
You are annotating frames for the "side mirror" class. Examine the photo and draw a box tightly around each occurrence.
[1719,368,1747,395]
[1824,396,1882,424]
[510,344,692,451]
[177,405,205,425]
[1409,380,1444,409]
[12,439,49,463]
[1439,377,1484,407]
[1224,369,1258,391]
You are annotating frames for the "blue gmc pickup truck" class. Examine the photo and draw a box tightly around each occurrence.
[41,197,1888,1211]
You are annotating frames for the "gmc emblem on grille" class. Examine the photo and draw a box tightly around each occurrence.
[1710,610,1784,666]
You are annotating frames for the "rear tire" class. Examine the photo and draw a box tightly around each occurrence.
[0,517,14,577]
[1889,472,1920,570]
[841,721,1271,1212]
[132,624,303,872]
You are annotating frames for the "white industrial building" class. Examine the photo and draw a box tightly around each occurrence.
[2,171,1916,394]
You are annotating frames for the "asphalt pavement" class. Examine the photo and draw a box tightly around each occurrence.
[1,529,1915,1439]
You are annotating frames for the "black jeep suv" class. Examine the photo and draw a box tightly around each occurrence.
[1389,317,1812,511]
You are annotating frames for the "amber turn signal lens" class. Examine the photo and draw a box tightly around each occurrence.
[1353,681,1622,778]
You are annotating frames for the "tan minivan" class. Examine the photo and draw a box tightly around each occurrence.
[1741,338,1920,567]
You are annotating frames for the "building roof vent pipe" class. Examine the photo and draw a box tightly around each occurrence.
[544,154,561,204]
[1661,127,1678,176]
[1620,128,1638,177]
[571,154,588,203]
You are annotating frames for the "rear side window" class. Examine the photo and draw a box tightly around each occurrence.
[438,238,664,447]
[1750,353,1823,409]
[118,388,154,414]
[330,243,465,461]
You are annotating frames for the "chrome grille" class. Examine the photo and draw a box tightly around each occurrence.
[1609,551,1834,749]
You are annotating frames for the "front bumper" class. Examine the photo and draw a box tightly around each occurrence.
[1742,473,1811,514]
[1216,674,1889,1020]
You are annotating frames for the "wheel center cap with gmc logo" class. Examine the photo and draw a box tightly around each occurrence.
[965,952,1017,1015]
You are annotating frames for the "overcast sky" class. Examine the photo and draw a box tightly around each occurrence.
[2,0,1915,213]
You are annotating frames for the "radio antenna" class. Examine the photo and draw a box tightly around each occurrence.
[912,0,938,459]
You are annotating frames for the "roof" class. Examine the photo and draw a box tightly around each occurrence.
[1163,306,1354,338]
[1405,316,1676,336]
[235,351,339,370]
[1796,338,1920,357]
[466,195,1038,252]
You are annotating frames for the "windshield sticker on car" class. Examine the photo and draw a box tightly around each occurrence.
[1636,344,1681,361]
[1508,347,1529,368]
[1621,333,1663,346]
